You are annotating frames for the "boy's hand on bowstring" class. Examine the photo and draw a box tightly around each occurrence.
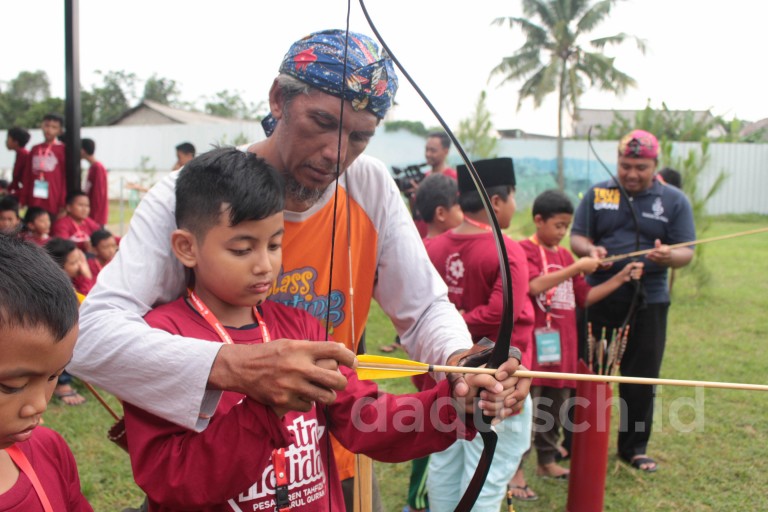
[211,340,356,415]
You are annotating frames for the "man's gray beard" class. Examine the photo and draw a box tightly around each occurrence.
[283,172,325,208]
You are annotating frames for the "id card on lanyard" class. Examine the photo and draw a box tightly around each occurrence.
[530,235,562,366]
[187,290,292,510]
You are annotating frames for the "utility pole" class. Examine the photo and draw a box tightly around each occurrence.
[64,0,82,194]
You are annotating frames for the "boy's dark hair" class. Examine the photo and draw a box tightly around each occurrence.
[458,185,513,214]
[659,167,682,189]
[532,189,574,220]
[8,126,31,147]
[415,173,458,222]
[46,237,77,268]
[81,138,96,156]
[91,229,114,247]
[175,147,285,240]
[23,206,50,225]
[43,113,64,125]
[0,195,20,215]
[175,142,196,156]
[428,131,451,150]
[66,190,88,205]
[0,235,78,340]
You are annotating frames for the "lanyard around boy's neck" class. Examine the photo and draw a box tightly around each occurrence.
[529,234,556,329]
[4,445,54,512]
[185,289,292,510]
[463,215,493,232]
[186,289,271,344]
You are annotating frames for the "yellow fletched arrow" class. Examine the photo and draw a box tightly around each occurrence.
[355,354,768,392]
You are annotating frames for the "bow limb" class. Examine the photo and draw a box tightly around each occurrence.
[358,2,514,510]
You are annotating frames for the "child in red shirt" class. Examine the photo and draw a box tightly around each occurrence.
[80,138,109,226]
[5,127,30,198]
[518,189,642,482]
[20,207,51,247]
[87,229,118,281]
[122,147,500,512]
[21,114,67,218]
[0,235,92,511]
[51,192,101,254]
[425,158,535,510]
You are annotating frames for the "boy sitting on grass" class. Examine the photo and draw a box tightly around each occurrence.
[0,235,92,510]
[122,147,507,512]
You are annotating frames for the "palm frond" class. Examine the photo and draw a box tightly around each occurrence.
[576,0,615,34]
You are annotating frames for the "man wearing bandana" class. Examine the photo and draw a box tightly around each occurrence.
[570,129,696,472]
[72,30,531,510]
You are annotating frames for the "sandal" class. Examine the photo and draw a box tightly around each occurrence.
[54,384,87,406]
[379,342,401,353]
[622,455,658,473]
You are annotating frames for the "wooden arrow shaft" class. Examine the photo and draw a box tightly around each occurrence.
[599,227,768,264]
[356,362,768,392]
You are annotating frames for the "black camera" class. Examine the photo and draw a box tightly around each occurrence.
[392,163,428,193]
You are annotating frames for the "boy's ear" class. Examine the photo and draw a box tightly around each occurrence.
[433,205,446,222]
[171,229,198,268]
[489,194,504,214]
[533,213,545,227]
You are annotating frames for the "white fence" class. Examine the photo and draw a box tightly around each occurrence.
[2,124,766,215]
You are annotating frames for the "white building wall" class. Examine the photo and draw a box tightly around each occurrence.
[1,125,766,214]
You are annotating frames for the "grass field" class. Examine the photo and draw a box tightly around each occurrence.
[43,214,768,511]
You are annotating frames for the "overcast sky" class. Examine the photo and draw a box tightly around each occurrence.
[3,0,766,136]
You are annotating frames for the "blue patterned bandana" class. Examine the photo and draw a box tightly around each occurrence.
[262,29,398,136]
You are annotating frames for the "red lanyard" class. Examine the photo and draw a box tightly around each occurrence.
[529,235,556,328]
[4,445,54,512]
[463,216,492,232]
[186,290,288,509]
[187,289,271,344]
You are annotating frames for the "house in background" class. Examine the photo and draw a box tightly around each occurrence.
[739,117,768,142]
[109,99,236,126]
[572,107,726,139]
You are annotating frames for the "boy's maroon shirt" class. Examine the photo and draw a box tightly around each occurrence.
[21,142,66,216]
[124,298,473,512]
[8,148,29,197]
[51,216,101,252]
[0,427,92,511]
[84,161,108,226]
[520,240,590,388]
[425,230,535,367]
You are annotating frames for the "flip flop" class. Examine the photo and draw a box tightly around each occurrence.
[507,484,538,501]
[379,343,401,353]
[622,455,658,473]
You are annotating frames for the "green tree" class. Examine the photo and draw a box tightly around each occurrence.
[456,91,498,160]
[490,0,645,190]
[142,74,182,106]
[383,120,430,137]
[204,90,265,120]
[82,70,138,126]
[0,70,55,128]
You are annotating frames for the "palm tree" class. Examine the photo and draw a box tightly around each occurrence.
[490,0,645,190]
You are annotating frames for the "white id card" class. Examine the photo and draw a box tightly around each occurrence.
[33,179,50,199]
[535,327,562,365]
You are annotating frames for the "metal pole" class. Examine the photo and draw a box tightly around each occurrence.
[64,0,82,194]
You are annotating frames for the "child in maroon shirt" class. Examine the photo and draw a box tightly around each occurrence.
[20,207,51,247]
[87,229,118,281]
[80,138,109,226]
[519,190,643,481]
[21,114,67,218]
[5,127,30,198]
[0,235,92,511]
[51,191,101,254]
